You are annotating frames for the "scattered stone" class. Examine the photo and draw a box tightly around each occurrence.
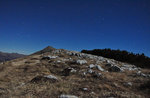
[92,72,102,78]
[57,60,61,63]
[88,69,93,74]
[48,55,58,59]
[127,82,132,86]
[70,68,77,73]
[83,72,87,76]
[136,71,150,77]
[59,94,78,98]
[62,67,76,76]
[124,82,132,87]
[91,92,95,94]
[121,64,139,71]
[76,60,87,65]
[19,83,25,87]
[0,88,8,94]
[108,65,122,72]
[105,63,112,67]
[106,60,111,63]
[44,75,58,80]
[95,65,104,71]
[82,88,88,91]
[89,64,104,71]
[52,49,61,54]
[89,64,95,68]
[41,55,58,60]
[30,75,58,83]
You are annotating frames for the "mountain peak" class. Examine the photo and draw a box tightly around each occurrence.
[44,46,55,50]
[34,46,56,55]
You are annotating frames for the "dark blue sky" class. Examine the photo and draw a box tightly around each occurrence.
[0,0,150,56]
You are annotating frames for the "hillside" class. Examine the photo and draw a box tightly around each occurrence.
[0,51,26,62]
[81,49,150,69]
[0,46,149,98]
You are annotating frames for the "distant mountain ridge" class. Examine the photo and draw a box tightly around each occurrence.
[0,51,26,62]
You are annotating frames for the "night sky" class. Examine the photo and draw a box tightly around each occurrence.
[0,0,150,56]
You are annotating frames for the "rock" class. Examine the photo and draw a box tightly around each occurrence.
[89,64,104,71]
[30,75,58,83]
[82,88,88,91]
[95,65,104,71]
[48,55,58,59]
[19,83,25,87]
[70,68,77,73]
[52,49,61,54]
[59,94,78,98]
[57,60,61,63]
[88,69,93,74]
[127,82,132,86]
[87,69,102,78]
[44,75,58,80]
[136,71,150,77]
[124,82,132,87]
[91,92,95,94]
[108,65,122,72]
[89,64,95,68]
[62,67,76,76]
[0,88,8,94]
[121,64,139,71]
[106,60,111,63]
[92,72,102,78]
[41,55,58,60]
[76,60,87,65]
[105,63,112,67]
[83,72,87,76]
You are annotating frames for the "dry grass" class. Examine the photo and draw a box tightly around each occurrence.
[0,51,149,98]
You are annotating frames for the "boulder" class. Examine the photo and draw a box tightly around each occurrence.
[89,64,104,71]
[76,60,87,65]
[95,65,104,71]
[105,63,112,67]
[108,65,122,72]
[89,64,95,68]
[44,75,58,80]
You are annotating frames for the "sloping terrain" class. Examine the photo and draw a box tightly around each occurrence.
[0,51,26,62]
[0,46,149,98]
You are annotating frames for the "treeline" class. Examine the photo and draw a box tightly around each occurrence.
[81,49,150,69]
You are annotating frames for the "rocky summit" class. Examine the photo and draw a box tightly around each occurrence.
[0,46,150,98]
